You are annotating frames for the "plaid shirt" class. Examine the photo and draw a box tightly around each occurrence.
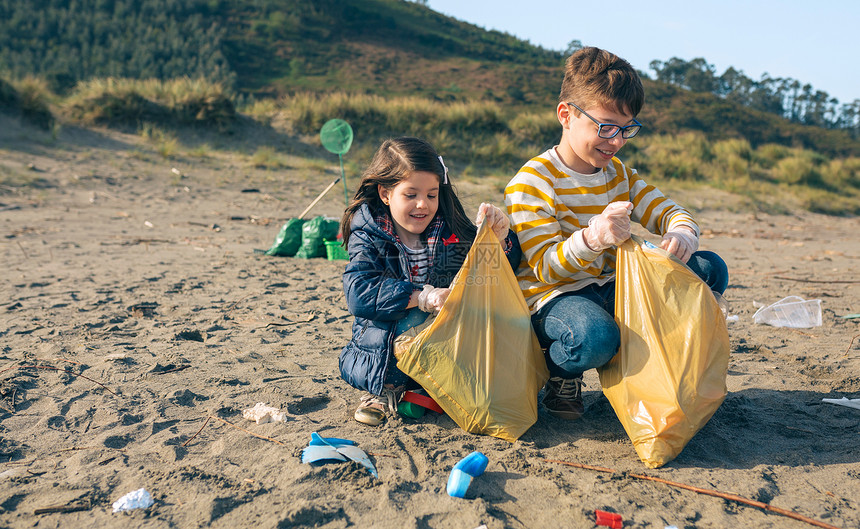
[374,212,444,284]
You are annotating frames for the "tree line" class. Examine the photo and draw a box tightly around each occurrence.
[1,0,857,143]
[649,57,859,136]
[0,0,235,92]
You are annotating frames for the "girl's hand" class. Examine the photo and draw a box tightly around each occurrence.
[418,285,451,314]
[475,203,511,242]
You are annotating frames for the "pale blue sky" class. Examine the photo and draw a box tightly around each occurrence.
[428,0,859,105]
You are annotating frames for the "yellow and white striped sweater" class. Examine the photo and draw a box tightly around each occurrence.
[504,147,699,313]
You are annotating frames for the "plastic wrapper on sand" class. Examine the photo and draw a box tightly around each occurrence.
[242,402,286,424]
[112,488,154,513]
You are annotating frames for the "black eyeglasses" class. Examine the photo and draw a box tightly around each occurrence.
[567,102,642,139]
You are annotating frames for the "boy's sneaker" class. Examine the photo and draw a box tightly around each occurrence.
[354,387,403,426]
[542,376,584,420]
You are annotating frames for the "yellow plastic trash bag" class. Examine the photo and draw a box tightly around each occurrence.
[394,222,549,442]
[598,236,729,468]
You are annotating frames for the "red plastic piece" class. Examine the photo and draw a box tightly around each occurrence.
[401,391,445,414]
[595,509,623,529]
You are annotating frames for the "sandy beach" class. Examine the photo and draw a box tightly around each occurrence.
[1,119,859,529]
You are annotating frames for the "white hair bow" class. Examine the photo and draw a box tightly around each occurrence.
[437,155,449,185]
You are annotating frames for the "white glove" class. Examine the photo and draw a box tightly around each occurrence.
[661,228,698,263]
[474,202,510,242]
[583,201,633,251]
[418,285,450,313]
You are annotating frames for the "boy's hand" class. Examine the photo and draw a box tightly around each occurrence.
[418,285,450,314]
[661,228,698,263]
[584,201,633,251]
[475,203,511,242]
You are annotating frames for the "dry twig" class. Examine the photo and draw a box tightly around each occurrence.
[0,365,118,396]
[182,415,286,447]
[788,328,819,338]
[16,240,29,259]
[34,503,91,515]
[844,334,860,357]
[772,276,860,284]
[545,459,842,529]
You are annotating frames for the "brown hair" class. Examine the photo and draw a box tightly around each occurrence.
[558,46,644,117]
[340,137,476,247]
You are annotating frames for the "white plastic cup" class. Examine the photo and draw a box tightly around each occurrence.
[753,296,822,328]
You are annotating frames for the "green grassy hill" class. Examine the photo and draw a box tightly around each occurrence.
[1,0,859,214]
[1,0,856,158]
[214,0,561,102]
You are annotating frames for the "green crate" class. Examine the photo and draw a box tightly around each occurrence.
[324,240,349,261]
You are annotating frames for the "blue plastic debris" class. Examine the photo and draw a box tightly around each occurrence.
[301,445,347,463]
[301,432,378,478]
[446,451,488,498]
[309,432,356,447]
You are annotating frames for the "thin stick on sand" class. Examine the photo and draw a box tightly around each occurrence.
[772,276,860,284]
[182,415,286,447]
[0,365,118,396]
[844,334,860,357]
[34,503,91,515]
[544,459,842,529]
[16,240,29,259]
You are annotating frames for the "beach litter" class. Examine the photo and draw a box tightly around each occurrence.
[112,488,154,513]
[397,390,445,418]
[446,451,488,498]
[753,296,822,328]
[822,397,860,410]
[548,458,842,529]
[595,509,623,529]
[301,432,377,478]
[242,402,287,424]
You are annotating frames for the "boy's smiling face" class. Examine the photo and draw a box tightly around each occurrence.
[556,102,635,174]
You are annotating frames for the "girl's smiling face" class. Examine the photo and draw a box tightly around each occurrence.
[378,170,440,248]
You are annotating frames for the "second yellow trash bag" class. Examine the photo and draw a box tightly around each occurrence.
[394,222,549,442]
[598,235,729,468]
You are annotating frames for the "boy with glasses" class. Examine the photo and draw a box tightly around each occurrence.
[504,47,728,420]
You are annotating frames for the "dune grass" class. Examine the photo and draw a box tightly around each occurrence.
[625,132,860,215]
[0,77,55,130]
[278,92,859,215]
[63,77,236,131]
[2,76,857,215]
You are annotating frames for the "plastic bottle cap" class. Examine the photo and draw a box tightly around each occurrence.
[446,452,489,498]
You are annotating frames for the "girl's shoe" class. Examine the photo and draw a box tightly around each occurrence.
[354,387,402,426]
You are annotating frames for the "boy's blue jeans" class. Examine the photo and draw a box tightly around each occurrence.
[531,250,729,379]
